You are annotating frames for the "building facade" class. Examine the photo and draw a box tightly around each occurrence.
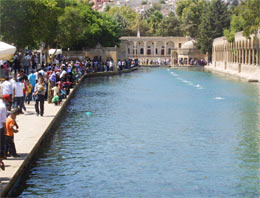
[211,30,260,81]
[119,36,206,66]
[119,36,188,65]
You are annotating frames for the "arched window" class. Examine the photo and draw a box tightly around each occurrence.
[140,48,144,55]
[161,49,164,55]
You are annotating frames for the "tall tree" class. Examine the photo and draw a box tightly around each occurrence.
[176,0,207,38]
[0,0,40,49]
[106,6,139,36]
[224,0,260,42]
[147,10,163,35]
[196,0,231,59]
[236,0,260,37]
[156,12,183,36]
[0,0,64,50]
[224,14,243,42]
[58,1,121,50]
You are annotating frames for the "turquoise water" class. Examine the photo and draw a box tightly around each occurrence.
[19,68,260,197]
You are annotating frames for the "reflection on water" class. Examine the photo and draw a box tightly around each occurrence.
[18,68,260,197]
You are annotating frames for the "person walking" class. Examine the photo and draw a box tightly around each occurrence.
[23,53,31,75]
[13,78,25,114]
[34,77,45,116]
[25,80,32,104]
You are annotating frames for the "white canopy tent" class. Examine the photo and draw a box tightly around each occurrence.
[0,41,16,60]
[49,49,62,56]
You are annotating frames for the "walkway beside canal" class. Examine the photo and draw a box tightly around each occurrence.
[0,102,63,196]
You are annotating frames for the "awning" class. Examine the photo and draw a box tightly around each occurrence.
[49,49,62,56]
[0,42,16,60]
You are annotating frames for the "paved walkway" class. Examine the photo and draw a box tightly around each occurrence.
[0,97,64,196]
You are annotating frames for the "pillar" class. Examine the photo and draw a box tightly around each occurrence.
[125,43,128,59]
[245,49,248,64]
[113,53,118,71]
[164,42,167,56]
[242,49,244,64]
[134,42,137,56]
[154,42,157,56]
[144,41,147,56]
[256,48,260,65]
[249,48,251,64]
[252,48,255,65]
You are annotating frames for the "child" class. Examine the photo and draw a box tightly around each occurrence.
[5,109,20,157]
[25,80,32,104]
[52,94,60,105]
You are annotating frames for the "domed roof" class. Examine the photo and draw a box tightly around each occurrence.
[182,40,195,49]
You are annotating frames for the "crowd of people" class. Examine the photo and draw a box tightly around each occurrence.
[0,53,139,172]
[179,58,207,66]
[139,58,171,66]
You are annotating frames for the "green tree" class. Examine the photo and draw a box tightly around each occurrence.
[176,0,207,38]
[157,12,183,36]
[0,0,40,49]
[147,10,163,35]
[196,0,231,59]
[224,0,260,42]
[236,0,260,37]
[106,6,139,36]
[58,1,121,50]
[224,14,243,42]
[0,0,64,50]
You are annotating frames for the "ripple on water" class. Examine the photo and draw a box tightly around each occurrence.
[19,68,260,198]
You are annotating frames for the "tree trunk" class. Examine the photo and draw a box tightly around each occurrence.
[43,45,50,66]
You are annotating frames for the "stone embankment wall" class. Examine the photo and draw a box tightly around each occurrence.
[206,30,260,82]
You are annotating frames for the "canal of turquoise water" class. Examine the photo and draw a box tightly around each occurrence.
[18,68,260,197]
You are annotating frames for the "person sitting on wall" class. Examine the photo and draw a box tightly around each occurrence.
[5,108,20,158]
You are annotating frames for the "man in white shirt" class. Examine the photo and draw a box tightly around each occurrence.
[1,77,13,110]
[60,67,67,80]
[13,79,25,113]
[0,95,8,165]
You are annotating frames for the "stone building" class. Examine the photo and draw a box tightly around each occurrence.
[210,30,260,81]
[119,36,206,66]
[119,36,188,65]
[171,39,206,66]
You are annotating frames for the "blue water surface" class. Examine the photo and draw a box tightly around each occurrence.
[19,68,260,198]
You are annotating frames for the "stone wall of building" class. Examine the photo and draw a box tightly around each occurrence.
[119,36,190,64]
[207,30,260,81]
